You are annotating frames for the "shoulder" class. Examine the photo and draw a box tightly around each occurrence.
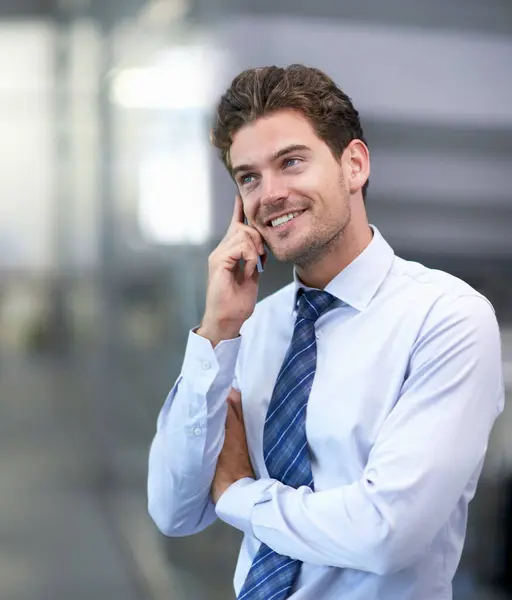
[389,255,498,324]
[390,255,483,297]
[387,257,501,371]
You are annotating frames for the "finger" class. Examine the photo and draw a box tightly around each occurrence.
[241,249,259,279]
[227,387,241,403]
[226,207,265,257]
[240,218,265,256]
[240,232,264,261]
[237,232,262,277]
[225,400,236,428]
[226,226,265,259]
[227,393,243,423]
[233,401,244,424]
[213,233,259,274]
[225,400,245,433]
[224,233,260,277]
[229,195,245,231]
[261,250,268,269]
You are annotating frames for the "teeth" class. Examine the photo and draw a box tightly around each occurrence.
[271,212,302,227]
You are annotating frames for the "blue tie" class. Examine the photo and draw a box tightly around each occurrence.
[237,289,336,600]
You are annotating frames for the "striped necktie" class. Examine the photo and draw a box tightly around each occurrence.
[237,289,336,600]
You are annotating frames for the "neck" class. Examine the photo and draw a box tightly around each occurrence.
[295,203,373,289]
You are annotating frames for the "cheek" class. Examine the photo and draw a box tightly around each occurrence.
[291,169,325,199]
[241,194,259,220]
[304,168,343,205]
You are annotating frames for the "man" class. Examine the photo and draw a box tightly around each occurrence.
[148,64,504,599]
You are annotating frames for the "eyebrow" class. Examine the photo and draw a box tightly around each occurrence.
[231,144,312,178]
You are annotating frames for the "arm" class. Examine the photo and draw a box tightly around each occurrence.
[148,193,265,537]
[215,294,504,574]
[147,328,240,537]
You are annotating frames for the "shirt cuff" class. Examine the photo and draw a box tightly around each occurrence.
[180,327,242,396]
[215,477,276,536]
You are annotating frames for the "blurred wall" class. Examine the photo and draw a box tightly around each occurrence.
[0,22,54,270]
[0,19,101,273]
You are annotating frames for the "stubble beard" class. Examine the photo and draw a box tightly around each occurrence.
[292,220,348,269]
[289,199,352,269]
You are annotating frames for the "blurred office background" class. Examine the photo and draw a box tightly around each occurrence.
[1,0,512,598]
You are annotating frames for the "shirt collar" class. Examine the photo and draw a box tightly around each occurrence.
[292,225,395,314]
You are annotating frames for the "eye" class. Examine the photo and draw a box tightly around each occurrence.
[283,157,301,168]
[240,173,256,186]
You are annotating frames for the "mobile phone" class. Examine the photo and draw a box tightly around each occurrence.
[243,214,265,273]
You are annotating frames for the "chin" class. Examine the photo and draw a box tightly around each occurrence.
[272,243,313,265]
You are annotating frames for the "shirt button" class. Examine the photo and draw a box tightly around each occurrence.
[315,331,321,339]
[193,427,203,436]
[202,360,211,370]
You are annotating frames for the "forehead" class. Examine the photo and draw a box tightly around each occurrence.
[229,109,321,167]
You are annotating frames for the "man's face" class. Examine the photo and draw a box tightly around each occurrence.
[229,109,352,266]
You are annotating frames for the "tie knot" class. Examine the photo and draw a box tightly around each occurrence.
[296,289,336,322]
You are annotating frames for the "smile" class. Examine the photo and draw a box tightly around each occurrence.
[270,211,305,228]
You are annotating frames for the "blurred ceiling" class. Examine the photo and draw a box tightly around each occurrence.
[0,0,146,22]
[3,0,512,35]
[190,0,512,35]
[0,0,51,17]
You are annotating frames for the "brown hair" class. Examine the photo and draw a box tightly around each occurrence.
[211,64,369,200]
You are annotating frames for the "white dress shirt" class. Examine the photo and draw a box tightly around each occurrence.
[148,226,504,600]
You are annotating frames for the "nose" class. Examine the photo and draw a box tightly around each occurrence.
[260,173,289,207]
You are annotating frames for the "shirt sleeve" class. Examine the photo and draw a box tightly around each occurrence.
[148,328,241,537]
[215,294,505,574]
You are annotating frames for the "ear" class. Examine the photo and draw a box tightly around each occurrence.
[344,139,370,195]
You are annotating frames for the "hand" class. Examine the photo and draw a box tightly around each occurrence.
[197,196,266,347]
[211,388,255,505]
